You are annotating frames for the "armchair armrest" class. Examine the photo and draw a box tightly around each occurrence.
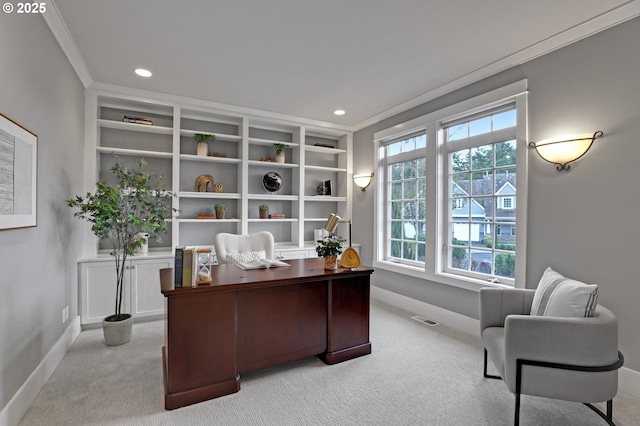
[479,288,535,332]
[502,312,619,392]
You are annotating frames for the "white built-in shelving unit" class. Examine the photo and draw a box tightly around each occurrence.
[82,89,353,258]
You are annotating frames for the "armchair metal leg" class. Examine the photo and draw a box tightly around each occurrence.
[514,352,623,426]
[583,400,615,426]
[514,392,521,426]
[483,348,502,379]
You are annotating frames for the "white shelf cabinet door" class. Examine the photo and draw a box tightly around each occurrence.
[80,261,131,325]
[130,257,173,317]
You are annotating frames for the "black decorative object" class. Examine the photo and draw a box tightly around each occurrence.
[315,180,332,196]
[262,171,283,193]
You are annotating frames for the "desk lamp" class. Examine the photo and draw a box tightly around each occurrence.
[323,213,361,269]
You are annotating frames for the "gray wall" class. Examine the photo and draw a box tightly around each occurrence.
[0,14,84,409]
[354,17,640,372]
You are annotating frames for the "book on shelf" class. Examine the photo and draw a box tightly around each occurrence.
[269,214,285,219]
[123,115,153,125]
[234,258,290,270]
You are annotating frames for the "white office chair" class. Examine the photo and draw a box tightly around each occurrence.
[214,231,275,264]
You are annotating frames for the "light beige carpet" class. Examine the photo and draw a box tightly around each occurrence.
[19,300,640,425]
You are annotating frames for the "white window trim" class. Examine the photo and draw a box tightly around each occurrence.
[373,80,528,291]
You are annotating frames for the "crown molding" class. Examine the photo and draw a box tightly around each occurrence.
[350,1,640,132]
[42,0,93,87]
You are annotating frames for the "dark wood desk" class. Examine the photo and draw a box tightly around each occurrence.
[161,258,374,410]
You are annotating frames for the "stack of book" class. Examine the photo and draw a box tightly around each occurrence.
[174,247,212,287]
[269,214,285,219]
[123,115,153,125]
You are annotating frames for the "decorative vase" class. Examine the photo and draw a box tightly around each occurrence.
[216,209,225,219]
[323,255,337,270]
[260,209,268,219]
[102,313,133,346]
[276,151,285,163]
[197,141,208,156]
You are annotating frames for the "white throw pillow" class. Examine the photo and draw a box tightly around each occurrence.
[530,267,599,317]
[226,250,266,263]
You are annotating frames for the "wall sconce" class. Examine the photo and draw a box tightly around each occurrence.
[529,131,603,171]
[353,173,374,191]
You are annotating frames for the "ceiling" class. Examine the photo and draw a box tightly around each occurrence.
[48,0,639,130]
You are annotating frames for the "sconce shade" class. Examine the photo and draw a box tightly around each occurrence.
[353,173,374,191]
[529,131,602,170]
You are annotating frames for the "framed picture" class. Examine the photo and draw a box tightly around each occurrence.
[0,113,37,230]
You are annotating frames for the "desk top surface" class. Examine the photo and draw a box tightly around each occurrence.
[162,258,374,296]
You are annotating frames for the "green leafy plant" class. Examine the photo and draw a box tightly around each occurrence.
[315,234,346,258]
[259,204,269,211]
[67,158,175,322]
[194,133,215,143]
[273,143,286,154]
[215,204,226,211]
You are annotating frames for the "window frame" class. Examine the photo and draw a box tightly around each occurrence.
[382,134,427,267]
[373,80,528,290]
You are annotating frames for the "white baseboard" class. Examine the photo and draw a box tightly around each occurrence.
[0,316,81,426]
[371,285,479,337]
[620,366,640,399]
[370,285,640,399]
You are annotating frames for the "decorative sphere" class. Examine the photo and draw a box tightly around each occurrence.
[262,172,283,192]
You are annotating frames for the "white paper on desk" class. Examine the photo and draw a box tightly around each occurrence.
[235,258,290,270]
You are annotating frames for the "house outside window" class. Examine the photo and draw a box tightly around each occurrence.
[445,107,518,281]
[374,81,528,289]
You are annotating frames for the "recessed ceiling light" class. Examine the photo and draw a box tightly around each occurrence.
[135,68,152,77]
[334,110,346,116]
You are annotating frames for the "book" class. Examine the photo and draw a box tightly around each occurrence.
[182,248,194,287]
[123,115,153,125]
[234,258,290,270]
[174,247,184,288]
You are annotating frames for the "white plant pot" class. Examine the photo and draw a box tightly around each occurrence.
[102,314,133,346]
[197,141,208,156]
[276,151,285,163]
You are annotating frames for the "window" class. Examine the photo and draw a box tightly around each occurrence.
[384,134,426,265]
[374,81,527,288]
[445,107,517,281]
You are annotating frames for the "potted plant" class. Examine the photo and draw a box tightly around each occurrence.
[316,234,346,270]
[68,158,175,346]
[195,133,215,156]
[215,203,226,219]
[259,204,269,219]
[274,143,286,163]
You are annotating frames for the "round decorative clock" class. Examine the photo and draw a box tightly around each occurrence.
[340,247,361,269]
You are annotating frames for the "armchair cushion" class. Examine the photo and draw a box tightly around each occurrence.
[530,267,599,317]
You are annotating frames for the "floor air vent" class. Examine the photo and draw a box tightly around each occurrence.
[411,315,439,326]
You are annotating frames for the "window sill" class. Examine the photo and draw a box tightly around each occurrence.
[372,260,514,292]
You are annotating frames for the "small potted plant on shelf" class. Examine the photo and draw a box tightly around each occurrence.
[316,234,346,270]
[274,143,286,163]
[195,133,215,156]
[68,158,175,346]
[215,203,226,219]
[259,204,269,219]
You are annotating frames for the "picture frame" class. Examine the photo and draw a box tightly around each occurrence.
[0,113,37,230]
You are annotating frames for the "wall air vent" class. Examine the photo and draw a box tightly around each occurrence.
[411,315,439,326]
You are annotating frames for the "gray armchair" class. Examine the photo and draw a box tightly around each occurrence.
[480,288,624,426]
